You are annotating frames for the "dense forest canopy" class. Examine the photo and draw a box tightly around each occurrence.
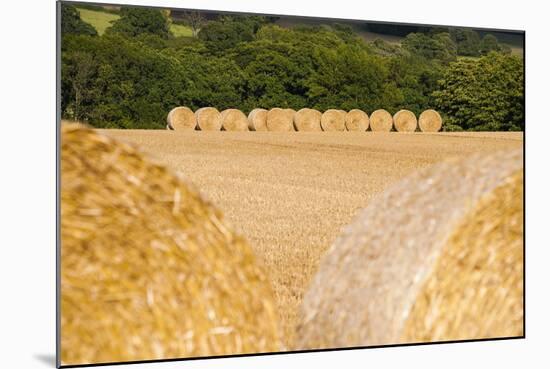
[61,4,524,131]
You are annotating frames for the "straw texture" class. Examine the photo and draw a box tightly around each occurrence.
[401,171,523,342]
[345,109,369,132]
[393,109,417,132]
[248,108,268,131]
[196,107,222,131]
[294,108,322,132]
[321,109,346,131]
[267,108,294,132]
[369,109,393,132]
[167,107,197,131]
[296,149,523,349]
[221,109,248,131]
[419,109,443,132]
[60,125,280,365]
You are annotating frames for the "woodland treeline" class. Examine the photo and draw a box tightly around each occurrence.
[61,5,524,131]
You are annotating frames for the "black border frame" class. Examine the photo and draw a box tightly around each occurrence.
[56,1,526,367]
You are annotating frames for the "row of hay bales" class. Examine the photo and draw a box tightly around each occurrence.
[61,125,522,365]
[166,107,443,132]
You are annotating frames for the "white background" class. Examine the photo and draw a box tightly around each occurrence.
[0,0,548,368]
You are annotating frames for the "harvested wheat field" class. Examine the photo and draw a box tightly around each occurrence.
[99,129,523,348]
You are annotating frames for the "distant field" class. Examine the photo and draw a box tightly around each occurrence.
[100,129,523,347]
[76,7,119,35]
[76,7,193,37]
[170,23,193,37]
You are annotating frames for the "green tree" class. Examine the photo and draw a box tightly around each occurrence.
[402,32,457,63]
[198,16,266,53]
[232,39,312,110]
[180,11,206,37]
[61,52,98,121]
[61,4,97,36]
[451,28,481,56]
[369,38,403,57]
[106,7,171,39]
[433,52,524,131]
[305,45,388,112]
[480,34,500,55]
[387,54,444,114]
[175,51,247,110]
[62,34,190,128]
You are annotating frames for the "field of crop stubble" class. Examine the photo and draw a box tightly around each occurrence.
[100,129,523,348]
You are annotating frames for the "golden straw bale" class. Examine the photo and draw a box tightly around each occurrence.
[267,108,294,132]
[285,108,297,118]
[401,170,523,342]
[196,107,222,131]
[296,149,523,350]
[393,109,418,132]
[221,109,248,131]
[167,107,196,131]
[294,108,322,132]
[248,108,268,131]
[345,109,369,132]
[419,109,443,132]
[320,109,346,131]
[60,125,280,365]
[369,109,393,132]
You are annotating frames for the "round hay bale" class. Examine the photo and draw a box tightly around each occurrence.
[345,109,369,132]
[296,149,523,349]
[60,125,280,365]
[320,109,346,131]
[286,109,297,131]
[267,108,294,132]
[419,109,443,132]
[369,109,393,132]
[393,109,418,132]
[167,106,196,131]
[196,107,222,131]
[247,108,268,131]
[284,108,296,115]
[221,109,248,131]
[294,108,322,132]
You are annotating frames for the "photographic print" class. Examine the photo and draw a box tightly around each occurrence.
[58,1,524,366]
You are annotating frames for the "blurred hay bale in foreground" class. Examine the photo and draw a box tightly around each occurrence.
[60,125,280,365]
[296,149,523,349]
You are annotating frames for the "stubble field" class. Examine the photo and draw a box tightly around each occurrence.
[100,129,523,348]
